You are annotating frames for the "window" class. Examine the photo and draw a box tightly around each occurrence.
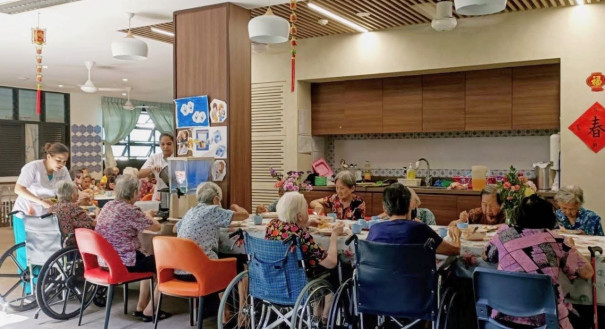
[112,111,161,160]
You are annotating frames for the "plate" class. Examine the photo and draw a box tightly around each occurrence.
[318,228,333,236]
[557,228,583,235]
[261,212,278,219]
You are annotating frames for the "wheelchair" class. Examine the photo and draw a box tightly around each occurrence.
[217,229,335,329]
[327,235,458,329]
[0,210,98,320]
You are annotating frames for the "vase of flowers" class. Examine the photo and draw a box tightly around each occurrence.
[497,166,537,225]
[271,168,313,192]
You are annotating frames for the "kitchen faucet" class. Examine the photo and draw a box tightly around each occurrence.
[416,158,431,187]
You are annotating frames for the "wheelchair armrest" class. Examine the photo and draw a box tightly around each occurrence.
[475,299,490,321]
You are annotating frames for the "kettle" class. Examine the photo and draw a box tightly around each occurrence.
[533,162,555,191]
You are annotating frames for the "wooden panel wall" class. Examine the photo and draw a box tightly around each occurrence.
[174,3,251,210]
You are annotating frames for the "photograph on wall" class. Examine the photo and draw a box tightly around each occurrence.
[195,129,210,151]
[174,95,209,128]
[210,99,228,123]
[176,128,193,156]
[212,160,227,182]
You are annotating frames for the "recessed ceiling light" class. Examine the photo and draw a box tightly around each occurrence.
[17,76,28,80]
[308,2,368,33]
[58,84,64,88]
[122,78,128,82]
[122,93,127,96]
[576,0,584,5]
[42,65,48,69]
[318,18,328,26]
[356,12,371,18]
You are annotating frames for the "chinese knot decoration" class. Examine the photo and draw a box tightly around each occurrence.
[586,72,605,92]
[32,16,46,115]
[569,102,605,153]
[289,0,297,92]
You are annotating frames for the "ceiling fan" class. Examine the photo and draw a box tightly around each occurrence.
[80,61,126,93]
[122,87,156,110]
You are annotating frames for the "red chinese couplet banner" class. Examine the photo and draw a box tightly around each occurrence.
[569,102,605,153]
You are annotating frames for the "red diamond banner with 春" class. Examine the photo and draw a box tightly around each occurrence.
[569,102,605,153]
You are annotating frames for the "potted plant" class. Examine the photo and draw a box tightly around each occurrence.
[497,166,537,225]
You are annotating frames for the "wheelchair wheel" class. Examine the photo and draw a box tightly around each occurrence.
[36,246,97,320]
[93,286,107,307]
[291,277,334,329]
[327,278,358,329]
[0,242,37,312]
[218,271,267,329]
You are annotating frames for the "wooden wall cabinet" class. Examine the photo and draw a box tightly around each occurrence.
[311,82,345,135]
[512,64,560,129]
[382,76,423,133]
[343,79,383,134]
[465,68,512,131]
[422,72,466,132]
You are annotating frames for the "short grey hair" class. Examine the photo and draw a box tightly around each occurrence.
[115,175,140,200]
[335,171,356,188]
[123,167,139,178]
[196,182,223,204]
[481,185,502,204]
[555,185,584,206]
[57,180,78,202]
[276,192,307,224]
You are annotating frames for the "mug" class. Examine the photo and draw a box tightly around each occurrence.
[253,215,263,225]
[357,218,368,229]
[351,223,362,234]
[456,222,469,230]
[371,215,382,221]
[106,191,112,197]
[438,227,448,238]
[327,213,338,221]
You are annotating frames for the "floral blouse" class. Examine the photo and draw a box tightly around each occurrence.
[48,201,94,247]
[265,218,327,268]
[555,208,604,236]
[467,207,506,225]
[139,179,154,200]
[485,225,587,329]
[322,194,366,220]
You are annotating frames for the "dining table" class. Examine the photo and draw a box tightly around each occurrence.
[212,216,605,307]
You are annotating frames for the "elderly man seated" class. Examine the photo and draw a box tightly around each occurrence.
[173,182,249,281]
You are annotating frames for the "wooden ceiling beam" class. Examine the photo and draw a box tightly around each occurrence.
[313,0,384,30]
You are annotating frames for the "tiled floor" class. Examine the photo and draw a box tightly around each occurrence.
[0,227,219,329]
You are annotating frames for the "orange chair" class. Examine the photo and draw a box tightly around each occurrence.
[75,228,155,329]
[141,193,153,201]
[152,236,237,329]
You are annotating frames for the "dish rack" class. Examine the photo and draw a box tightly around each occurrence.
[397,178,421,186]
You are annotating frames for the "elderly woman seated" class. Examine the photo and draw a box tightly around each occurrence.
[483,194,593,329]
[266,192,344,271]
[48,180,95,247]
[449,185,505,234]
[95,175,166,322]
[309,171,366,220]
[555,185,603,236]
[174,182,249,281]
[368,183,460,256]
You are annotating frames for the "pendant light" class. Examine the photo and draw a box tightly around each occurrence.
[454,0,507,15]
[111,12,148,61]
[248,6,289,44]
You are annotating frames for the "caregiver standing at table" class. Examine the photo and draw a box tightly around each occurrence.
[138,133,174,201]
[12,142,71,243]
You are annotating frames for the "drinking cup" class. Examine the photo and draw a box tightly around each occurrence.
[351,223,362,234]
[438,227,448,238]
[253,214,263,225]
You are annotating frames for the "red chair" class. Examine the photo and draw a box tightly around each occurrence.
[152,236,237,329]
[75,228,155,329]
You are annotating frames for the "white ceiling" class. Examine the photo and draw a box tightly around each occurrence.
[0,0,284,103]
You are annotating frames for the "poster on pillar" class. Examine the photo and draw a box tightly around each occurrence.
[569,102,605,153]
[192,126,227,159]
[174,95,209,128]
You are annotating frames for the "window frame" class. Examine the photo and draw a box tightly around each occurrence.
[112,111,160,161]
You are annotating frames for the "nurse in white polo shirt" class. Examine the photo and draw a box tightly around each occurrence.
[138,133,174,201]
[12,142,71,265]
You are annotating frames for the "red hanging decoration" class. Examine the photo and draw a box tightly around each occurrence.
[290,0,297,92]
[569,102,605,153]
[32,15,46,115]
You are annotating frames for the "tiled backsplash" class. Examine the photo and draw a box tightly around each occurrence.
[325,129,558,180]
[71,124,103,177]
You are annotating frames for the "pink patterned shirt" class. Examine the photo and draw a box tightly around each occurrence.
[484,225,588,329]
[95,199,152,266]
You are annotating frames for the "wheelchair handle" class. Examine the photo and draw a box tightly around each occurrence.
[41,213,54,219]
[345,234,358,246]
[229,228,244,239]
[8,210,53,219]
[282,234,297,246]
[589,246,603,258]
[8,210,22,216]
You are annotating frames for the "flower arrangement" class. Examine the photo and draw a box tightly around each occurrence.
[497,165,537,224]
[271,168,313,192]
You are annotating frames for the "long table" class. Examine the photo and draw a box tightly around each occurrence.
[214,218,605,306]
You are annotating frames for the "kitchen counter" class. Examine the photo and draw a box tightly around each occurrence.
[310,185,557,198]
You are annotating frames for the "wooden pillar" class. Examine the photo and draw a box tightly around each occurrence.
[174,3,252,210]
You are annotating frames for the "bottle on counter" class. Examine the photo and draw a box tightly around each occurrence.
[406,162,417,179]
[363,161,372,182]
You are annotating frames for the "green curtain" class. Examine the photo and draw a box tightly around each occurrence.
[147,104,174,134]
[102,97,142,168]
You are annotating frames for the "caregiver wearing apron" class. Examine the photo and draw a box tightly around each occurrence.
[138,133,174,201]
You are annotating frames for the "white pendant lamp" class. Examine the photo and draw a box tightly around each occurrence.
[248,7,289,44]
[454,0,507,15]
[431,1,457,32]
[111,12,148,61]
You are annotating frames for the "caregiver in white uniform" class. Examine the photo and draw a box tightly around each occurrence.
[138,133,174,201]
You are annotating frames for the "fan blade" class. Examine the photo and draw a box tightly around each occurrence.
[98,87,126,92]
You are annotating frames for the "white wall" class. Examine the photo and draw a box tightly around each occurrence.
[252,3,605,216]
[70,93,102,126]
[334,136,550,171]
